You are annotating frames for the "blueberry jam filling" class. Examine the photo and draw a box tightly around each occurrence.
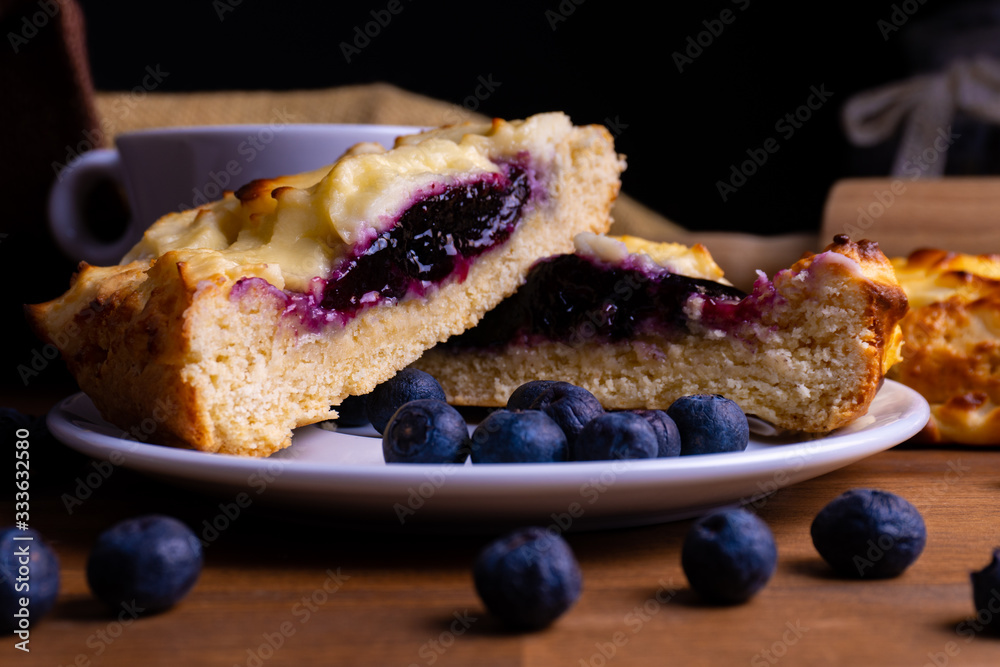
[445,254,748,347]
[231,165,531,328]
[321,167,530,314]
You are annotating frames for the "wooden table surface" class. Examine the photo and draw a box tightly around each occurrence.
[5,383,1000,667]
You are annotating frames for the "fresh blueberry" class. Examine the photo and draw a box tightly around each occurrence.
[366,368,447,434]
[528,382,603,446]
[681,508,777,604]
[470,409,567,463]
[626,409,681,457]
[382,399,471,464]
[0,527,60,633]
[473,526,582,630]
[572,412,658,461]
[86,515,203,614]
[971,549,1000,634]
[667,394,749,456]
[507,380,559,411]
[332,394,370,427]
[810,488,926,579]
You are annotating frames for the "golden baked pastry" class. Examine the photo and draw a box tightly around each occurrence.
[414,234,908,433]
[27,113,625,456]
[887,248,1000,444]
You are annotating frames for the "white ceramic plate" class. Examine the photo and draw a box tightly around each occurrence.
[47,381,929,531]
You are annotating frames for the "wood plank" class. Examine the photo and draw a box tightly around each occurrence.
[821,177,1000,258]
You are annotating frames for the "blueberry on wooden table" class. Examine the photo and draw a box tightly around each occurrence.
[681,508,778,604]
[810,488,926,579]
[506,380,559,411]
[571,411,658,461]
[473,526,582,630]
[667,394,749,455]
[971,549,1000,634]
[0,527,60,633]
[528,381,604,446]
[86,515,203,614]
[365,368,447,434]
[469,409,567,463]
[382,399,471,464]
[625,409,681,457]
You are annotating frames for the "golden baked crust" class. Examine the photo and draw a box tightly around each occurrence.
[27,113,625,456]
[887,248,1000,444]
[414,235,908,433]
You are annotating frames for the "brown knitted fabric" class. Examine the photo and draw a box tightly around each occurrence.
[2,0,100,388]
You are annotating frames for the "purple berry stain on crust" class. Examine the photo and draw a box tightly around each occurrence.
[230,165,531,332]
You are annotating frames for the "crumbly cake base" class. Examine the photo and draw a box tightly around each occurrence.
[415,238,907,433]
[27,121,623,456]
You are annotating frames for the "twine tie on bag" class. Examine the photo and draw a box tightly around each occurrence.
[842,56,1000,177]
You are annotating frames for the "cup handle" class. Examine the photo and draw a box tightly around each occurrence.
[48,149,138,266]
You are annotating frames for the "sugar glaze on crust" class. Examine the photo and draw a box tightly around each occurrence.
[27,113,625,456]
[888,248,1000,444]
[415,235,908,434]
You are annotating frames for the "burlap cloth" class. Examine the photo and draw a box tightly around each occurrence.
[92,83,818,291]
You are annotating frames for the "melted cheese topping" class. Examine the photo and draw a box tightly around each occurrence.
[573,233,730,283]
[891,250,1000,309]
[122,113,574,291]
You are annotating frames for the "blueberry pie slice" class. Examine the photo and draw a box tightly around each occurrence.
[414,233,908,433]
[27,113,624,455]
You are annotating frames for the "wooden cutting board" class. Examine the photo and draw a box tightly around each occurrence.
[820,177,1000,258]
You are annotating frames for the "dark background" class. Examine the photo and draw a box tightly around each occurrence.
[72,0,1000,236]
[7,0,1000,390]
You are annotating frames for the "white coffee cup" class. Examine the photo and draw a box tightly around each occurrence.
[48,123,424,265]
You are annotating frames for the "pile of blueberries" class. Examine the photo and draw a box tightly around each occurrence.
[334,368,751,464]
